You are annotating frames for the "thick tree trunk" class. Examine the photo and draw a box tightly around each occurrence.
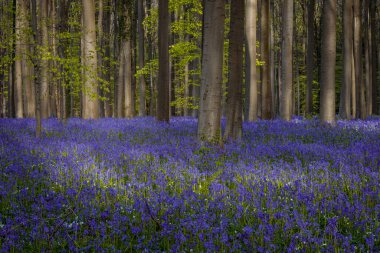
[157,0,170,122]
[261,0,272,119]
[246,0,257,122]
[320,0,336,124]
[339,0,353,119]
[197,0,225,143]
[82,0,99,119]
[280,0,293,121]
[20,1,35,118]
[224,0,244,141]
[306,0,315,115]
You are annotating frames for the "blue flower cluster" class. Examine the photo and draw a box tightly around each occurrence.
[0,117,379,252]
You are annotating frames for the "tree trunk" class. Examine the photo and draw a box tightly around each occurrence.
[138,0,146,116]
[261,0,272,119]
[197,0,225,143]
[370,0,377,115]
[320,0,336,124]
[20,1,35,118]
[30,0,41,137]
[224,0,244,141]
[339,0,353,119]
[39,0,49,118]
[123,3,133,119]
[280,0,293,121]
[82,0,99,119]
[97,0,105,117]
[157,0,170,122]
[364,0,371,116]
[246,0,257,122]
[117,49,124,118]
[15,0,25,118]
[191,57,200,118]
[306,0,315,115]
[353,0,364,119]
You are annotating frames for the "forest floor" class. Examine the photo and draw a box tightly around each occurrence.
[0,117,379,252]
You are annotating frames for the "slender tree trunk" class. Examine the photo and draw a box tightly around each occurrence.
[15,0,25,118]
[184,42,190,117]
[30,0,41,137]
[306,0,315,115]
[354,0,364,119]
[370,0,377,115]
[138,0,146,116]
[39,0,49,118]
[50,0,58,118]
[339,0,353,119]
[364,0,371,116]
[191,57,200,118]
[320,0,336,124]
[82,0,99,119]
[157,0,170,122]
[197,0,225,143]
[351,35,356,118]
[280,0,293,121]
[261,0,271,119]
[124,39,133,118]
[117,49,124,118]
[103,0,112,117]
[123,3,133,119]
[224,0,244,141]
[97,0,105,117]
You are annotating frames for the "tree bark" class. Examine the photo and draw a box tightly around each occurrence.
[320,0,336,124]
[197,0,225,143]
[370,0,377,115]
[280,0,293,121]
[138,0,146,116]
[261,0,272,119]
[306,0,315,115]
[353,0,364,119]
[339,0,353,119]
[82,0,99,119]
[39,0,49,118]
[15,0,25,118]
[157,0,170,122]
[123,3,133,119]
[224,0,244,141]
[246,0,257,122]
[364,0,371,116]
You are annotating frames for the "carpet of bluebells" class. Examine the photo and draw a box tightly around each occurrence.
[0,117,379,252]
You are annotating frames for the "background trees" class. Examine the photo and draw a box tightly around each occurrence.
[0,0,379,138]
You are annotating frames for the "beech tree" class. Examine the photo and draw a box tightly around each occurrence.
[197,0,225,143]
[280,0,293,121]
[82,0,99,119]
[320,0,336,124]
[261,0,271,119]
[339,0,353,119]
[224,0,244,140]
[246,0,258,122]
[157,0,170,122]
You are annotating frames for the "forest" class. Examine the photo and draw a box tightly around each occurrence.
[0,0,379,252]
